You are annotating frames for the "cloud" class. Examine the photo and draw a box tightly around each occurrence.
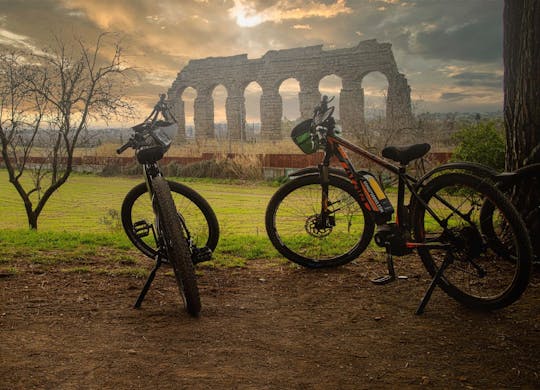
[440,92,469,101]
[0,28,46,55]
[451,72,502,88]
[0,0,506,115]
[374,1,503,63]
[229,0,353,27]
[58,0,143,31]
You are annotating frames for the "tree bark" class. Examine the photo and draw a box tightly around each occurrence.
[503,0,540,257]
[504,0,540,168]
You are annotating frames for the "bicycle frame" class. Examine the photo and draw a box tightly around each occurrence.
[142,162,162,202]
[319,130,458,254]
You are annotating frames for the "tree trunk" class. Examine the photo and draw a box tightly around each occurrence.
[28,212,38,230]
[503,0,540,257]
[504,0,540,168]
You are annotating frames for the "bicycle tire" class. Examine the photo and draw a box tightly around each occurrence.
[412,172,532,310]
[121,180,219,261]
[265,174,375,268]
[152,176,201,316]
[480,163,540,263]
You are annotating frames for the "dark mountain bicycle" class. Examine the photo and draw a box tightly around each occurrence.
[265,96,533,314]
[117,94,219,316]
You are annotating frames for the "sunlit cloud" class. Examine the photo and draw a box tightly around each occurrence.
[0,0,504,117]
[59,1,137,30]
[0,28,44,55]
[229,0,353,28]
[191,15,210,24]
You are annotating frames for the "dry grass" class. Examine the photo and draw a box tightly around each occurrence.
[163,153,264,180]
[86,139,302,158]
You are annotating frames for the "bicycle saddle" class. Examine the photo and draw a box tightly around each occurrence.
[382,143,431,165]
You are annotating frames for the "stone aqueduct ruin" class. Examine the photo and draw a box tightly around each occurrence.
[166,39,413,142]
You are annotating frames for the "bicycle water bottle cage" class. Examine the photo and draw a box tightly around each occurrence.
[382,143,431,165]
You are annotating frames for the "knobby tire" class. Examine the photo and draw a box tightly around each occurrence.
[152,176,201,316]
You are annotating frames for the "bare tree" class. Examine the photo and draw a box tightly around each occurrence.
[0,33,133,229]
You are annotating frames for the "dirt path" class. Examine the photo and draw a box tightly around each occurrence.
[1,258,540,389]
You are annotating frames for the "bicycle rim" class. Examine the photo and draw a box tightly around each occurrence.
[266,174,374,268]
[121,181,219,260]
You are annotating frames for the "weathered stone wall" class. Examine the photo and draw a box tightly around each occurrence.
[168,40,413,141]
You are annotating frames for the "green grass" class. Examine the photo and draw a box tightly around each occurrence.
[0,169,280,271]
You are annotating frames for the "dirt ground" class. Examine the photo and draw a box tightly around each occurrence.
[2,256,540,389]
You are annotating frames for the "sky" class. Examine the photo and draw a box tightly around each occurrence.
[0,0,504,125]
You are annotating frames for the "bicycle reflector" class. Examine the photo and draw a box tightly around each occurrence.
[291,120,318,154]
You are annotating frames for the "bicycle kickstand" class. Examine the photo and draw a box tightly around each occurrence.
[134,254,163,309]
[371,243,396,285]
[415,253,453,315]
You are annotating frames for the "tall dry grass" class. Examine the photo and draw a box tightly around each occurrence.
[88,139,302,158]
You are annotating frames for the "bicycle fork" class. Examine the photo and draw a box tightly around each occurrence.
[317,164,336,229]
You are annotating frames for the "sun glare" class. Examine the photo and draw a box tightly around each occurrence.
[230,0,264,27]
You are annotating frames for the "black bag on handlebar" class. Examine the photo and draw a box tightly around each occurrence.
[133,121,177,164]
[291,119,318,154]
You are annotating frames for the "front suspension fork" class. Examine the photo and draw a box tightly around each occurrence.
[319,163,330,218]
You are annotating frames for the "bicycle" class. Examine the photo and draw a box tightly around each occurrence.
[265,96,533,314]
[117,94,219,316]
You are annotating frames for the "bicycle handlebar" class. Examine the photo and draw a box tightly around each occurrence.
[116,141,132,155]
[116,94,177,155]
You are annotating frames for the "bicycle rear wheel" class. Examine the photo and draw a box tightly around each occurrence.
[152,176,201,316]
[122,180,219,262]
[481,163,540,263]
[265,174,375,268]
[412,172,532,310]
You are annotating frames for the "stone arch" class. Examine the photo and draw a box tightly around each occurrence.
[181,86,197,139]
[278,77,301,120]
[211,84,228,140]
[319,74,343,120]
[167,40,413,142]
[360,71,389,136]
[244,81,263,141]
[278,77,301,138]
[167,86,197,142]
[361,70,389,118]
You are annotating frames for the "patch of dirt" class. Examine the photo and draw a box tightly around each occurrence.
[1,257,540,389]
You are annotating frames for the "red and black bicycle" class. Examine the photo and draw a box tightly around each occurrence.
[265,96,533,314]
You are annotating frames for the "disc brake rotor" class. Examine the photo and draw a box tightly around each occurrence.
[305,214,332,238]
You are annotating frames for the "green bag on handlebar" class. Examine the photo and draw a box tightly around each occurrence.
[291,119,318,154]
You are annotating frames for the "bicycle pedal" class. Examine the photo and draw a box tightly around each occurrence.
[133,220,151,238]
[192,246,213,264]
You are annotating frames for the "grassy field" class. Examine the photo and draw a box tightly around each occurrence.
[0,169,282,271]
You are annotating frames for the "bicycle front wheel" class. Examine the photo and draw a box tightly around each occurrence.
[152,176,201,316]
[122,181,219,261]
[265,174,375,268]
[412,172,532,310]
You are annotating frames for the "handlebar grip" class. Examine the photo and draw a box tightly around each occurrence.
[116,142,131,155]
